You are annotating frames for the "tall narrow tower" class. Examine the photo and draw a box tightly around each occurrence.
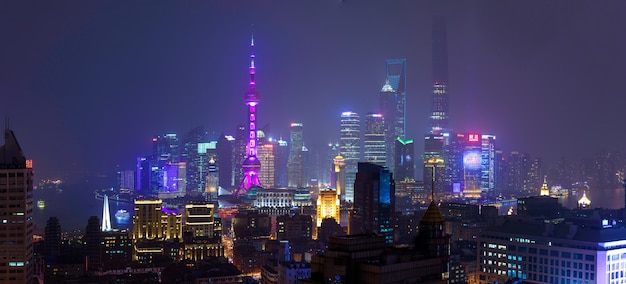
[237,34,262,195]
[101,195,112,231]
[429,15,449,134]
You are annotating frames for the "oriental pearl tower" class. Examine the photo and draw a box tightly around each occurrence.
[235,34,262,196]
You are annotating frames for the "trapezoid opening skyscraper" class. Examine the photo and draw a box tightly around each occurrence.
[236,34,262,196]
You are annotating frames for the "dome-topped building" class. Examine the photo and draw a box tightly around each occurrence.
[539,176,550,196]
[578,191,591,209]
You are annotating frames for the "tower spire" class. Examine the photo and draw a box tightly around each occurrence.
[101,195,111,231]
[237,32,262,196]
[249,32,256,91]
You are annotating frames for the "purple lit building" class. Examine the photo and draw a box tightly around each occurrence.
[237,35,262,195]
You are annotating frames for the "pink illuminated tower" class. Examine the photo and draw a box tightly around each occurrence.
[236,34,262,196]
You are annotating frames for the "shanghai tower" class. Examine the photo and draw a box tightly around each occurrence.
[429,15,449,134]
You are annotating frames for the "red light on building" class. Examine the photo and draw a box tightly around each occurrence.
[26,159,33,169]
[468,134,480,142]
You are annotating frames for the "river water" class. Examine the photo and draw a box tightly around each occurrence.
[33,177,134,235]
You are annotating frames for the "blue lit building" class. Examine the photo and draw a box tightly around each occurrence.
[350,162,395,244]
[478,218,626,284]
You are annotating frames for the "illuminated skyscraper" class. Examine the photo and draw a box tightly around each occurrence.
[206,157,218,201]
[339,111,360,202]
[275,138,289,187]
[316,189,340,230]
[380,59,406,173]
[258,140,275,188]
[350,162,395,244]
[394,138,414,181]
[238,35,262,195]
[363,113,386,166]
[288,123,305,188]
[0,129,34,284]
[430,15,449,134]
[331,155,346,201]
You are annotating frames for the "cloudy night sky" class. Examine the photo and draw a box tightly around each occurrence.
[2,1,626,181]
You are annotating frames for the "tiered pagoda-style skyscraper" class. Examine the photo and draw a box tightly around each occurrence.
[237,35,262,196]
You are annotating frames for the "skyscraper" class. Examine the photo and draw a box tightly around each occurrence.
[350,162,395,244]
[0,129,34,284]
[380,59,406,173]
[287,123,305,188]
[44,217,61,258]
[430,15,449,134]
[339,111,360,202]
[258,140,275,188]
[363,113,386,166]
[394,138,414,181]
[237,35,262,195]
[216,133,233,189]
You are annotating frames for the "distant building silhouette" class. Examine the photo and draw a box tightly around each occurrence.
[380,58,406,174]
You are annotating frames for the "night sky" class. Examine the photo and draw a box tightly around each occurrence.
[2,1,626,182]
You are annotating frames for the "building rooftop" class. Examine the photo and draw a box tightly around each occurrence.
[0,129,26,168]
[421,201,444,223]
[483,218,626,245]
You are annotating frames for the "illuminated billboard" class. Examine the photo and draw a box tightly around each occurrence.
[463,151,482,169]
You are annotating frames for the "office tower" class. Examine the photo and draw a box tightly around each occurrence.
[206,157,218,201]
[217,133,234,189]
[430,15,450,134]
[324,143,340,186]
[133,199,164,240]
[276,214,313,241]
[44,217,61,257]
[233,125,246,189]
[380,59,406,174]
[275,138,289,187]
[184,203,218,238]
[394,138,414,181]
[529,157,543,192]
[363,113,386,166]
[331,155,346,201]
[480,135,497,196]
[339,111,360,202]
[0,129,34,284]
[237,35,262,195]
[102,195,112,231]
[316,189,340,228]
[423,133,445,196]
[478,219,626,284]
[287,123,305,188]
[153,133,179,163]
[258,140,275,188]
[350,162,395,244]
[182,203,224,261]
[117,170,135,191]
[136,156,150,195]
[85,216,102,271]
[102,230,132,270]
[182,126,207,195]
[506,152,532,195]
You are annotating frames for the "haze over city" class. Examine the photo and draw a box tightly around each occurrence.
[2,1,626,180]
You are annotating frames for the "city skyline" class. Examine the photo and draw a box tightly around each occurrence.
[3,1,626,180]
